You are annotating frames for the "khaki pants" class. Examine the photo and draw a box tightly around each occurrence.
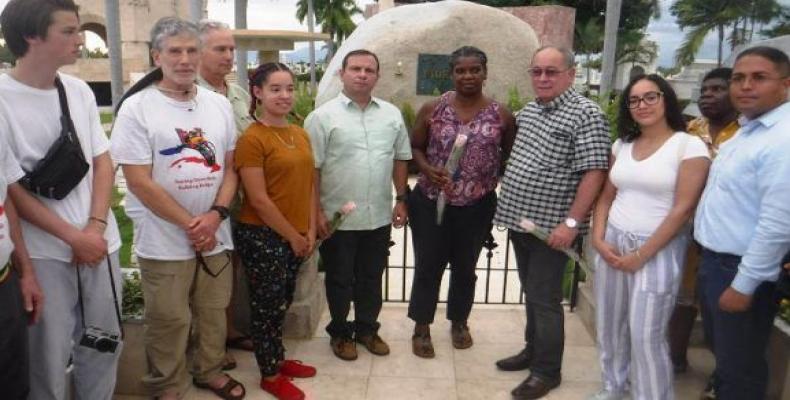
[139,252,232,397]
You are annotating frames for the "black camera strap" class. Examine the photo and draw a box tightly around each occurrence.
[76,255,125,338]
[196,251,230,278]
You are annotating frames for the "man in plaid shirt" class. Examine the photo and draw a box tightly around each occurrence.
[493,46,611,399]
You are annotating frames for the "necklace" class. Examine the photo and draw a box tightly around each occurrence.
[156,83,196,98]
[257,119,296,149]
[156,84,198,111]
[272,129,296,149]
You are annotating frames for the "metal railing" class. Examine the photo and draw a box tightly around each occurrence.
[383,223,584,309]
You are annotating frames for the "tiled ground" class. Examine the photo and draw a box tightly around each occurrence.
[114,303,714,400]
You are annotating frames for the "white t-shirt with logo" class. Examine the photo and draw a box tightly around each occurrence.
[0,120,24,268]
[0,73,122,262]
[110,85,236,260]
[608,132,710,235]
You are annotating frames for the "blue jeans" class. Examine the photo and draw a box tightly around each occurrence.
[510,231,569,380]
[698,248,778,400]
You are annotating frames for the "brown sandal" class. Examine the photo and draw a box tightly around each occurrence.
[193,373,246,400]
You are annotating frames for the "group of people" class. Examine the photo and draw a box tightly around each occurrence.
[0,1,788,400]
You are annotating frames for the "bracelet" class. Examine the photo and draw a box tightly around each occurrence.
[635,249,642,260]
[89,216,107,226]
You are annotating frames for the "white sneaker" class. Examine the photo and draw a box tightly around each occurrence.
[586,390,627,400]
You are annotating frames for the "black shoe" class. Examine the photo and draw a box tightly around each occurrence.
[511,374,561,399]
[496,347,532,371]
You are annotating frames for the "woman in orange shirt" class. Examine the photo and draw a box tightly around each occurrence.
[234,63,317,400]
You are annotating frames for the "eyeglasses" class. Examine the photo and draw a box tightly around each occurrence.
[729,73,788,86]
[627,91,663,109]
[527,67,569,79]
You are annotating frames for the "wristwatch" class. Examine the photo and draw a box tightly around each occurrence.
[395,193,408,203]
[210,205,230,221]
[564,217,578,229]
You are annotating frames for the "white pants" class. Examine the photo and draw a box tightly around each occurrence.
[594,224,688,400]
[28,252,123,400]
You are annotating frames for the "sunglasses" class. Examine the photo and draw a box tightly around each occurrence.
[527,67,569,78]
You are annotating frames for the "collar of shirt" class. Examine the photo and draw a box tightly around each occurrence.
[196,75,227,95]
[738,101,790,135]
[338,91,381,110]
[535,88,576,112]
[688,116,740,155]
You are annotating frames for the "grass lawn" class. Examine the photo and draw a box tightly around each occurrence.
[111,186,133,267]
[100,112,114,125]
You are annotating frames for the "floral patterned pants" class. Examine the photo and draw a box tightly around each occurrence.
[234,222,302,376]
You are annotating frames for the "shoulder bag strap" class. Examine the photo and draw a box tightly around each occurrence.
[54,76,81,145]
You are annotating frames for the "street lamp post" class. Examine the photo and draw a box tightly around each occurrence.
[599,0,622,98]
[307,0,317,94]
[105,0,123,109]
[190,0,203,22]
[235,0,248,89]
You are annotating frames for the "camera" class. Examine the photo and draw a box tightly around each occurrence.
[79,326,120,353]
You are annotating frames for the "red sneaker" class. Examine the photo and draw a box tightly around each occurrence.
[260,375,305,400]
[280,360,317,378]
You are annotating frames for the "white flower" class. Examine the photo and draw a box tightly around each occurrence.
[454,134,468,147]
[341,201,357,215]
[519,218,537,232]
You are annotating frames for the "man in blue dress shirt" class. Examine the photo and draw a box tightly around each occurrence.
[694,46,790,400]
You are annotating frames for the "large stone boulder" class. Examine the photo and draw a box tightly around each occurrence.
[315,0,540,109]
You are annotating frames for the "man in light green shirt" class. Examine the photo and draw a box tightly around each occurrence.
[305,49,412,361]
[197,20,253,137]
[196,20,254,370]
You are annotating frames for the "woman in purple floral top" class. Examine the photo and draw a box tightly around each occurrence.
[408,46,516,358]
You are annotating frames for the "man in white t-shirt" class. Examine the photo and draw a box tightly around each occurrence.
[110,17,242,400]
[0,1,123,399]
[0,118,44,400]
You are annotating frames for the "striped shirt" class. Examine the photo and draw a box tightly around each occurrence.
[493,88,610,234]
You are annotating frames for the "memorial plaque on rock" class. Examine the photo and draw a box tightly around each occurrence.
[416,54,453,96]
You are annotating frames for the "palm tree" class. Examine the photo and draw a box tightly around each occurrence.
[618,39,658,73]
[574,17,604,89]
[297,0,361,61]
[615,31,657,67]
[671,0,785,67]
[672,0,741,66]
[761,9,790,38]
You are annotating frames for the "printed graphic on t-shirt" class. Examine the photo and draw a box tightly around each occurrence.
[159,127,220,172]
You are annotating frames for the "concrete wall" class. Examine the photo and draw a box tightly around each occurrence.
[500,6,575,50]
[68,0,206,86]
